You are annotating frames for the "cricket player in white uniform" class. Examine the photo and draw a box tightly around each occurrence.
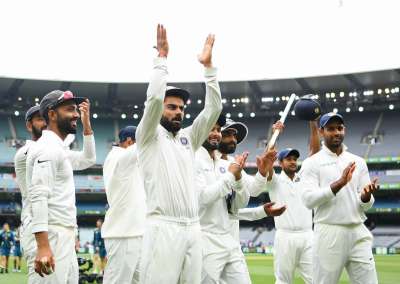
[300,112,379,284]
[261,120,320,284]
[218,119,287,282]
[197,115,285,283]
[102,126,146,284]
[26,90,96,283]
[136,25,222,284]
[14,106,47,257]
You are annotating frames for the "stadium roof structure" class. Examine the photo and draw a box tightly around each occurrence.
[1,68,399,119]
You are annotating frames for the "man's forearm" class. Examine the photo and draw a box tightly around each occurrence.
[35,232,50,249]
[330,178,345,195]
[309,120,320,156]
[82,122,93,136]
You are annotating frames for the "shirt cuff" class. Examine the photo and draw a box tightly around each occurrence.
[31,223,48,234]
[255,171,267,184]
[83,133,94,140]
[324,185,336,199]
[255,205,268,218]
[204,67,217,77]
[232,178,243,192]
[153,57,168,68]
[359,194,374,211]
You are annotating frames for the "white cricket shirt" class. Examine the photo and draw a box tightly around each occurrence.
[102,144,146,238]
[267,171,312,231]
[300,145,374,225]
[136,57,222,220]
[26,130,96,233]
[195,147,250,235]
[14,140,35,228]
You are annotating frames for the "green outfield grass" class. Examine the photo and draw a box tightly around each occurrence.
[1,254,399,283]
[247,254,400,284]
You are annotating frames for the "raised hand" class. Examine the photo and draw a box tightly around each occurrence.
[256,147,277,177]
[263,202,287,216]
[228,152,249,181]
[156,24,168,58]
[331,162,356,194]
[198,34,215,68]
[79,99,93,135]
[361,177,379,202]
[272,121,285,133]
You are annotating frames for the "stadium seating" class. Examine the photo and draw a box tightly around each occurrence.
[369,111,400,157]
[1,110,399,165]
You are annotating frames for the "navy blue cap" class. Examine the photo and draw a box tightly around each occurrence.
[119,126,137,142]
[25,105,41,122]
[40,90,86,118]
[278,148,300,161]
[294,96,322,121]
[319,112,344,128]
[165,86,190,103]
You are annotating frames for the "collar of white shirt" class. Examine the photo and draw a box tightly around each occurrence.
[159,125,179,139]
[25,140,34,147]
[198,146,222,162]
[280,170,300,183]
[321,143,349,157]
[41,130,67,149]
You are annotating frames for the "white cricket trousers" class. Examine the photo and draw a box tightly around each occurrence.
[273,230,313,284]
[201,232,251,284]
[103,236,142,284]
[139,216,202,284]
[313,223,378,284]
[25,225,78,284]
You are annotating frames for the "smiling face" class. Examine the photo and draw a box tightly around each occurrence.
[48,100,80,136]
[203,124,222,151]
[160,96,185,134]
[279,155,298,176]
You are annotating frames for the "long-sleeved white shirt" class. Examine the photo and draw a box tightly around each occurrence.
[229,206,267,241]
[300,145,374,225]
[136,57,222,220]
[14,140,35,229]
[221,155,269,240]
[102,144,146,238]
[26,130,96,233]
[225,154,268,197]
[195,147,250,235]
[266,171,312,231]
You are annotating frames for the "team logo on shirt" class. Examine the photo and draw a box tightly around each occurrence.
[220,167,226,173]
[180,137,188,145]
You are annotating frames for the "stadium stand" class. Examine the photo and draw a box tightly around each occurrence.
[1,109,399,164]
[1,68,399,261]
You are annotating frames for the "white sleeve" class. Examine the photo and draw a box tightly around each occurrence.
[186,67,222,151]
[358,160,375,211]
[242,171,268,197]
[67,134,96,170]
[265,170,279,193]
[230,206,267,221]
[196,165,239,207]
[136,57,167,148]
[300,158,336,209]
[230,180,250,213]
[118,144,138,170]
[28,149,58,233]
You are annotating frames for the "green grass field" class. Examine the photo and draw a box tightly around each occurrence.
[1,254,399,283]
